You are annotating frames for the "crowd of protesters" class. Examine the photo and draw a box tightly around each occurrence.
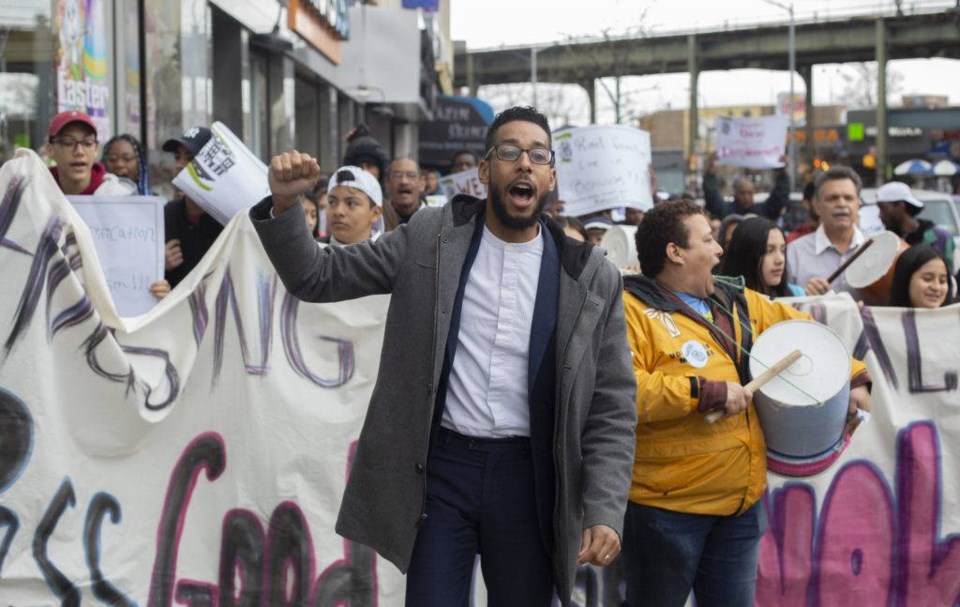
[37,104,958,606]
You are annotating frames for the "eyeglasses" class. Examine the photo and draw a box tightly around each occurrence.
[53,137,97,151]
[484,144,554,166]
[105,154,137,163]
[389,170,419,181]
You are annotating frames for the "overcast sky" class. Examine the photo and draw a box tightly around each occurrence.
[450,0,960,122]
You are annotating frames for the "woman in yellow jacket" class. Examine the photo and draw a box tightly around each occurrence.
[620,199,871,607]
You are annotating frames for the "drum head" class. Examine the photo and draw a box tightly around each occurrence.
[600,225,638,267]
[749,319,850,407]
[846,231,901,288]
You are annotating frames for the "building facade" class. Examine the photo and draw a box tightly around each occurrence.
[0,0,451,195]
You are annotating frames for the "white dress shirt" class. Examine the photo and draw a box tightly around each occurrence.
[787,224,865,297]
[442,224,544,438]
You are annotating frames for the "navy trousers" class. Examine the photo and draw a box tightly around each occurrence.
[405,428,555,606]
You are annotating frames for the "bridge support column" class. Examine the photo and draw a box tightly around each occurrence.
[580,80,597,124]
[800,65,814,183]
[687,34,700,184]
[875,18,888,186]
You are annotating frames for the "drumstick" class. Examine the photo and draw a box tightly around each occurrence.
[705,349,803,423]
[826,238,874,284]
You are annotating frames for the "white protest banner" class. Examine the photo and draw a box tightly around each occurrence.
[172,121,270,226]
[715,115,789,169]
[2,149,959,605]
[754,296,960,606]
[553,125,652,218]
[68,195,165,317]
[0,150,401,604]
[438,166,486,200]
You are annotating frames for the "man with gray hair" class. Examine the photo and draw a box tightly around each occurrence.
[786,166,866,298]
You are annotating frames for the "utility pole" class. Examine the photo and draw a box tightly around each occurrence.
[763,0,797,193]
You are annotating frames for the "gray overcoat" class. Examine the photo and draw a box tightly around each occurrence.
[250,194,636,603]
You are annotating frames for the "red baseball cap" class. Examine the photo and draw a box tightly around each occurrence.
[48,110,97,140]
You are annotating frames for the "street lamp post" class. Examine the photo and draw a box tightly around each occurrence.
[531,46,538,109]
[764,0,797,193]
[530,44,555,110]
[531,46,543,109]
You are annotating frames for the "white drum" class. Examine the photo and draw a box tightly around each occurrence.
[749,319,850,470]
[845,230,908,305]
[600,225,638,267]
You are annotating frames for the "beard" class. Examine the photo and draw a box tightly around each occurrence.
[489,186,549,232]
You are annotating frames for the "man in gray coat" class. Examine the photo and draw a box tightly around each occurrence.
[250,106,636,606]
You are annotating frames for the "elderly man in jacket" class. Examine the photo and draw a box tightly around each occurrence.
[620,199,871,606]
[249,106,636,606]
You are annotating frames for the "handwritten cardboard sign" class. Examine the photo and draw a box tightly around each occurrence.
[68,195,165,317]
[554,125,653,218]
[438,167,486,201]
[715,115,788,169]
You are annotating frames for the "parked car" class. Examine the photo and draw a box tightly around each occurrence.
[860,187,960,271]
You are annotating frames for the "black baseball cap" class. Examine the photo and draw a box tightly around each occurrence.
[162,126,213,156]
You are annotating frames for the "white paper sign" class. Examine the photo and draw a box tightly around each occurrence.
[715,115,789,169]
[172,121,270,226]
[554,125,653,218]
[438,167,486,200]
[68,195,165,317]
[424,194,448,207]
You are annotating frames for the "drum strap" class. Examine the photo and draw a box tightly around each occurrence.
[732,291,755,384]
[707,288,754,386]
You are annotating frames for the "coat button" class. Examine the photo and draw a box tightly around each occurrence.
[416,513,428,527]
[415,463,425,474]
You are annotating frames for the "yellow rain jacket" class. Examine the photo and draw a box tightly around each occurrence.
[623,275,868,516]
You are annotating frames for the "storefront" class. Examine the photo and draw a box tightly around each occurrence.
[1,0,446,194]
[1,0,136,159]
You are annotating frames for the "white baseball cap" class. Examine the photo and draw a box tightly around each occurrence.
[876,181,923,209]
[327,165,383,207]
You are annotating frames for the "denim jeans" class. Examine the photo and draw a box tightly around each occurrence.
[620,500,766,607]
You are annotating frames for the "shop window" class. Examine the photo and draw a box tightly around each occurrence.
[1,2,115,163]
[295,73,319,159]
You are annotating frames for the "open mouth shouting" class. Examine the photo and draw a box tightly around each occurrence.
[506,180,537,212]
[395,185,415,201]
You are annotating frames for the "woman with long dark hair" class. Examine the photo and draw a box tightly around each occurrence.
[718,216,804,297]
[888,245,954,308]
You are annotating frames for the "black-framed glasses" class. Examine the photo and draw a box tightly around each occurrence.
[52,136,97,151]
[484,144,554,166]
